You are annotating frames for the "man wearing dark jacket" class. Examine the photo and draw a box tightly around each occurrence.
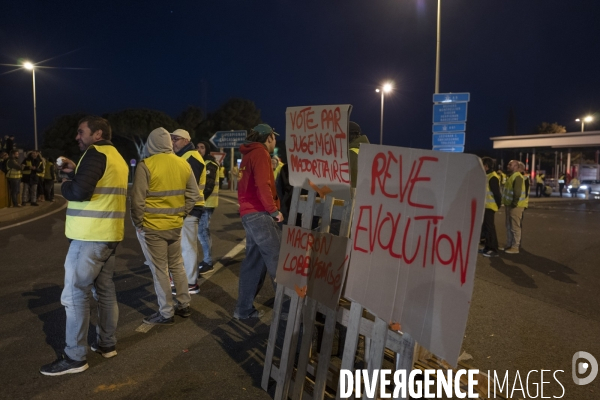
[234,124,283,320]
[6,149,22,207]
[196,141,219,275]
[40,116,128,376]
[171,129,205,295]
[480,157,502,257]
[22,149,44,206]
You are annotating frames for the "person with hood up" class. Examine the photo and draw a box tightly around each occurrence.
[348,121,370,188]
[234,124,283,320]
[170,129,206,295]
[131,127,200,325]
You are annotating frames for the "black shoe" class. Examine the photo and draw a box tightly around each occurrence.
[91,342,117,358]
[198,261,214,275]
[172,283,200,295]
[233,309,265,320]
[482,250,499,258]
[175,306,191,318]
[143,312,174,325]
[40,354,88,376]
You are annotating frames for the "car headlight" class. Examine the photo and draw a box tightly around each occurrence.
[568,185,572,189]
[581,185,588,190]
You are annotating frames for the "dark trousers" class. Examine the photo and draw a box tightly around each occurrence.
[559,184,564,197]
[8,178,20,206]
[536,183,544,197]
[482,208,498,252]
[44,179,54,201]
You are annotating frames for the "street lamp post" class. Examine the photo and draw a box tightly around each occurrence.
[23,61,38,150]
[435,0,441,94]
[575,116,593,132]
[375,83,393,145]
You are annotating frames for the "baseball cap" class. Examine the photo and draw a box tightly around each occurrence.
[253,124,279,137]
[171,129,191,141]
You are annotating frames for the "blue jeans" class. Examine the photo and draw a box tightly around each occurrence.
[61,240,119,361]
[234,212,281,319]
[197,207,214,265]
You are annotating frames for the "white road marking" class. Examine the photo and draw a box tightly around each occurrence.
[0,195,68,231]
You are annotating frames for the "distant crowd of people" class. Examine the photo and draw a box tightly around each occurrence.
[1,146,56,207]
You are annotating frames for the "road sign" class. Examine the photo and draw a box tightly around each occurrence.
[210,151,226,165]
[433,132,465,147]
[432,123,466,133]
[210,130,247,148]
[432,145,464,153]
[433,103,468,123]
[433,92,470,103]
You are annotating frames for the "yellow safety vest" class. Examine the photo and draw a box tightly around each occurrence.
[485,172,499,211]
[502,172,527,207]
[37,159,45,178]
[44,159,54,180]
[273,162,284,180]
[6,162,22,179]
[65,145,129,241]
[143,153,191,231]
[205,159,220,208]
[570,178,580,188]
[536,175,544,184]
[22,160,32,175]
[218,166,225,179]
[350,148,359,155]
[181,150,206,207]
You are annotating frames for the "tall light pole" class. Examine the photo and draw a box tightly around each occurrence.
[435,0,441,93]
[575,116,593,132]
[23,61,38,150]
[375,83,393,145]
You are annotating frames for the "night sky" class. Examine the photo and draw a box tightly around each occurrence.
[1,0,599,153]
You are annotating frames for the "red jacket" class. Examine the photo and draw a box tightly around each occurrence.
[238,142,280,217]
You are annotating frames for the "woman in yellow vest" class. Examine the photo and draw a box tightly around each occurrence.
[197,141,219,274]
[131,127,200,326]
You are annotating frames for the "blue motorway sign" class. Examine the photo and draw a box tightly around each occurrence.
[433,92,470,103]
[432,123,466,133]
[432,132,465,147]
[432,145,464,153]
[433,103,468,123]
[210,130,247,148]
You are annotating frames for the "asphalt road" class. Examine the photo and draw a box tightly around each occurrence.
[0,192,598,399]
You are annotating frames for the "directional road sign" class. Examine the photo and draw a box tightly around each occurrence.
[210,130,247,148]
[433,132,465,147]
[433,103,468,123]
[432,123,466,133]
[433,93,470,103]
[432,145,464,153]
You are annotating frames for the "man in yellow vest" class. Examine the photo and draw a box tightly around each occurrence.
[131,127,200,325]
[218,164,225,189]
[21,149,44,206]
[480,157,502,257]
[558,173,566,197]
[171,129,206,294]
[535,171,545,198]
[348,121,370,188]
[40,116,128,376]
[6,149,23,207]
[501,160,526,254]
[197,141,219,275]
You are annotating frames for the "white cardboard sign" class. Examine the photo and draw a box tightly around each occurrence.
[285,105,352,199]
[276,225,351,310]
[343,144,486,366]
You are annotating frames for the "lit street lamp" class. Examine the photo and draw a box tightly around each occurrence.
[375,83,393,145]
[23,61,38,150]
[575,116,593,132]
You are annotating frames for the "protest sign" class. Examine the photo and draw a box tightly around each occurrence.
[276,225,351,310]
[343,144,486,366]
[285,105,352,199]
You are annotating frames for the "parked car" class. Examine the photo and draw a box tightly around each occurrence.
[568,179,600,194]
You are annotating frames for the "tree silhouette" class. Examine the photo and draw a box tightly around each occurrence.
[533,122,566,134]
